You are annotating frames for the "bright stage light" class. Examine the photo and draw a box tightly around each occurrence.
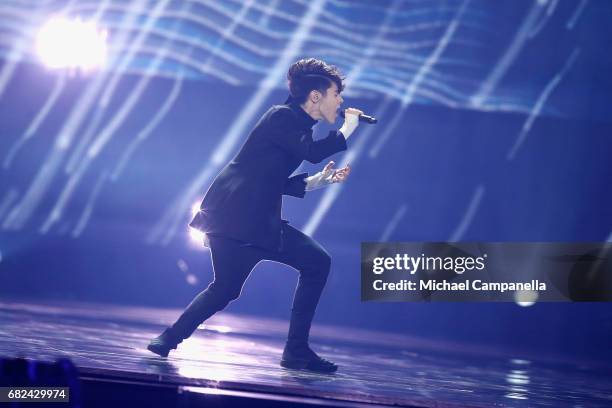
[189,227,206,245]
[191,201,200,218]
[188,200,208,248]
[514,290,538,307]
[36,17,107,71]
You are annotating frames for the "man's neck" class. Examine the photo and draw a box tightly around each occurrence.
[300,102,321,121]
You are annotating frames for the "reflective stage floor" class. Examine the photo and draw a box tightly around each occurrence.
[0,300,610,407]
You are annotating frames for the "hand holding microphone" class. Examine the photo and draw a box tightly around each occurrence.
[339,107,362,140]
[340,108,378,124]
[339,107,377,140]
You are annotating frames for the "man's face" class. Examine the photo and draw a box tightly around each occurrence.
[318,82,343,124]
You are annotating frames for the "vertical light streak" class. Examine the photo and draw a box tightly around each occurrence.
[3,73,67,169]
[110,74,184,181]
[379,204,408,241]
[528,0,558,39]
[258,0,281,27]
[448,184,484,241]
[98,0,172,109]
[506,48,579,161]
[566,0,588,30]
[71,170,108,237]
[0,189,19,222]
[64,102,107,174]
[369,0,469,159]
[470,1,547,108]
[66,0,172,175]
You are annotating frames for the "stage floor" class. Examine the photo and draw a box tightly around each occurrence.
[0,300,610,407]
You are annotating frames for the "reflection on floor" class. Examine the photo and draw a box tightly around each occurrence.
[0,300,610,407]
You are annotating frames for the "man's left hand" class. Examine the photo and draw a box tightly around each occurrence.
[305,161,351,191]
[323,160,351,184]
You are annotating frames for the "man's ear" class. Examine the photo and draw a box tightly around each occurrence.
[309,90,322,103]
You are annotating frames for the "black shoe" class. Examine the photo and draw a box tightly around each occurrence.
[280,343,338,373]
[147,329,178,358]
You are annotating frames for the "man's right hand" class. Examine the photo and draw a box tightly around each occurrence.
[339,107,362,139]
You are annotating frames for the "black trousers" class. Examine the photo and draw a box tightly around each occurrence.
[166,224,331,345]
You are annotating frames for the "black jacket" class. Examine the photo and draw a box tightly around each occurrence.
[189,102,347,251]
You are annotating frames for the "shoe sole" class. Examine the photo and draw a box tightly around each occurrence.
[280,358,308,369]
[280,359,338,373]
[147,343,170,358]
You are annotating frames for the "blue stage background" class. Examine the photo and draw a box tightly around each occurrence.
[0,0,611,362]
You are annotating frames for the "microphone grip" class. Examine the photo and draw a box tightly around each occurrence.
[340,110,378,124]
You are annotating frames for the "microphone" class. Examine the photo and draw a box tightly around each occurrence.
[340,110,378,124]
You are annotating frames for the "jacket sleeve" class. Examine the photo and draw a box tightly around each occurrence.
[283,172,308,198]
[266,108,347,164]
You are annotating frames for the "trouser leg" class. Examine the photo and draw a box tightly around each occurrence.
[271,225,331,345]
[165,236,261,343]
[166,284,234,342]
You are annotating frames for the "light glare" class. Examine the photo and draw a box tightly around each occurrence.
[514,290,538,307]
[189,227,205,244]
[188,200,209,249]
[36,17,107,71]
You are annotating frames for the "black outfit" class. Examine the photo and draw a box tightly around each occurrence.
[150,101,347,371]
[189,101,346,251]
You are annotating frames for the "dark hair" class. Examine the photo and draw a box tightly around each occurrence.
[286,58,344,104]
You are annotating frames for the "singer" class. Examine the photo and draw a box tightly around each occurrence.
[147,58,363,373]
